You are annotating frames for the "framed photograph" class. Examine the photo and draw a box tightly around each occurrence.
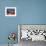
[5,7,16,16]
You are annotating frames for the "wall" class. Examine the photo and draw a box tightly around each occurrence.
[0,0,46,44]
[17,0,46,24]
[0,0,18,44]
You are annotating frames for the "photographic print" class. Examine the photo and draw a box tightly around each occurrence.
[5,7,16,16]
